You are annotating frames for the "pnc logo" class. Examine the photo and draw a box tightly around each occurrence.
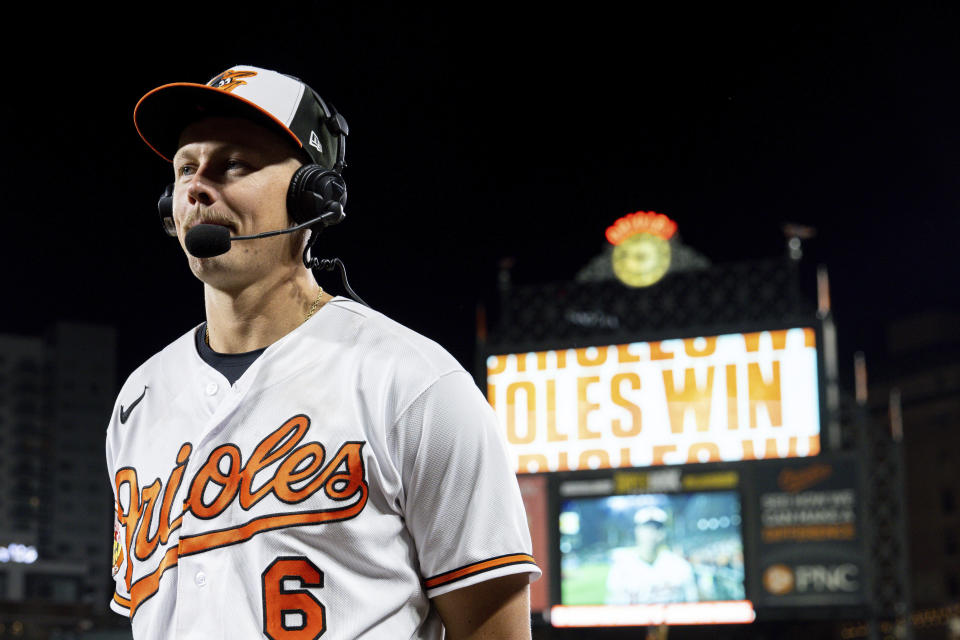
[763,563,860,595]
[763,564,794,595]
[208,69,257,93]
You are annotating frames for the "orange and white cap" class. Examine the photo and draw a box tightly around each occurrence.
[133,65,344,170]
[634,506,669,525]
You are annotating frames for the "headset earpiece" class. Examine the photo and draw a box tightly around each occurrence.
[158,184,177,236]
[286,164,347,227]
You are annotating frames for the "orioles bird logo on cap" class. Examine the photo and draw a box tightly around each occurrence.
[208,69,257,93]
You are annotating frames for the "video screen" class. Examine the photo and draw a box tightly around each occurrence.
[559,491,745,605]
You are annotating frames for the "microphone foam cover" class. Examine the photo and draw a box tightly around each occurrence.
[185,224,232,258]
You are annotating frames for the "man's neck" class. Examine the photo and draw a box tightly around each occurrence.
[637,545,659,564]
[203,270,327,353]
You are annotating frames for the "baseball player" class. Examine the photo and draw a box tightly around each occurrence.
[106,65,539,639]
[605,506,699,604]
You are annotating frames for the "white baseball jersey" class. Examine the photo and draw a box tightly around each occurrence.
[605,548,698,604]
[106,297,539,639]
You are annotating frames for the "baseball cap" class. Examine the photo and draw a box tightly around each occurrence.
[134,65,344,169]
[634,506,669,526]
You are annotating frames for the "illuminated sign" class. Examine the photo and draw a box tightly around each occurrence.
[762,564,860,596]
[550,601,756,626]
[486,328,821,473]
[0,543,38,564]
[606,211,677,288]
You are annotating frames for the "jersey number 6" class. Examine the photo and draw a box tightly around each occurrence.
[262,557,326,640]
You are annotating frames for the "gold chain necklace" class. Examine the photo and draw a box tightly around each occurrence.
[304,286,325,322]
[205,286,325,346]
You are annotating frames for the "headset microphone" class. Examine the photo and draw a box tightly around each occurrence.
[184,224,232,258]
[182,210,366,307]
[184,207,346,260]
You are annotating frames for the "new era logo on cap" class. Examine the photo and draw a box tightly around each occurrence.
[309,130,323,153]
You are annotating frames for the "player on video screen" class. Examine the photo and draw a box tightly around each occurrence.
[605,506,699,604]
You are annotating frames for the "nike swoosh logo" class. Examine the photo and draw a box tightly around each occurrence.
[120,386,148,424]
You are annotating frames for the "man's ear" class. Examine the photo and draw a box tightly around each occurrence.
[288,227,312,263]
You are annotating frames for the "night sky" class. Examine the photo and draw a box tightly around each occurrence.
[2,5,957,386]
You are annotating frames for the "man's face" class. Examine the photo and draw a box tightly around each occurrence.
[635,521,666,549]
[171,116,303,290]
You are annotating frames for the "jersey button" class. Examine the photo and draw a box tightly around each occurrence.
[195,571,207,587]
[205,383,218,396]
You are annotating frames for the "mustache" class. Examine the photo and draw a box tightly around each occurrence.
[185,207,236,231]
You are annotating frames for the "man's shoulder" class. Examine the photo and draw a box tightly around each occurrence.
[609,547,645,567]
[114,324,201,401]
[656,550,694,573]
[319,297,464,377]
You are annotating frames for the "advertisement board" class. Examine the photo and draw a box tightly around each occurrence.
[750,454,866,609]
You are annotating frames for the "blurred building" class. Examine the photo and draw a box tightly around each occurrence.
[867,311,960,611]
[0,324,117,636]
[840,310,960,639]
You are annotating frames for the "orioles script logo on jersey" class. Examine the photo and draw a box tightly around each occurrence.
[208,69,257,92]
[113,414,367,616]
